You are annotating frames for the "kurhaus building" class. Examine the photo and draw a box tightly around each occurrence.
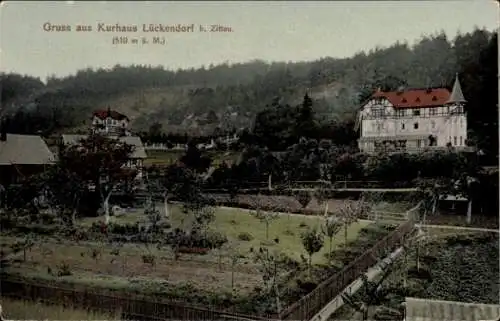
[356,74,471,154]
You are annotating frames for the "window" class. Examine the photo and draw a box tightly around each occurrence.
[449,136,452,143]
[454,136,457,145]
[372,107,385,117]
[446,106,450,113]
[459,136,463,146]
[460,118,463,127]
[429,108,437,116]
[414,122,419,129]
[397,109,406,117]
[417,140,422,148]
[401,123,405,130]
[107,118,112,124]
[431,120,436,129]
[413,109,421,116]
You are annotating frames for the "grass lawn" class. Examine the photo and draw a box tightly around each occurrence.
[80,205,370,265]
[0,297,120,320]
[144,150,184,166]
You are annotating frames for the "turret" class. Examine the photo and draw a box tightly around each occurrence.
[446,73,466,105]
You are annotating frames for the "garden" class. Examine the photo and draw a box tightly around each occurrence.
[329,228,499,321]
[0,200,401,316]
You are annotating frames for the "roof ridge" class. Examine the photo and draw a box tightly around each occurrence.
[380,86,449,93]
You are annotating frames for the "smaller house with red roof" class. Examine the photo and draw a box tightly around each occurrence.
[356,74,471,153]
[92,108,130,136]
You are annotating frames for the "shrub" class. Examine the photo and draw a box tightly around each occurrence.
[108,222,141,235]
[14,224,58,236]
[238,232,253,241]
[166,229,228,249]
[178,247,210,255]
[57,263,72,276]
[142,254,156,265]
[296,279,318,292]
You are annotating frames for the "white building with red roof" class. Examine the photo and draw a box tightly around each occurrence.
[357,74,471,153]
[91,108,130,136]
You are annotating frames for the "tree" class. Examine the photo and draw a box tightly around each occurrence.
[338,197,372,246]
[253,247,286,314]
[35,162,87,227]
[301,228,324,277]
[180,141,211,173]
[341,264,400,321]
[314,187,329,216]
[59,134,136,225]
[251,194,279,240]
[294,93,316,139]
[295,190,312,209]
[321,215,342,256]
[146,164,196,221]
[415,178,446,222]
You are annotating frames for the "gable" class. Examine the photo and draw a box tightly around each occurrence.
[361,97,394,117]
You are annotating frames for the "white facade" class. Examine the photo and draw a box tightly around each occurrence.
[358,76,470,153]
[92,113,129,136]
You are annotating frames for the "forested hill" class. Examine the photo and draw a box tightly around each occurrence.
[1,28,497,149]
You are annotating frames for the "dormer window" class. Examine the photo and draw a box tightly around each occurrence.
[415,97,421,103]
[402,98,407,103]
[432,96,437,101]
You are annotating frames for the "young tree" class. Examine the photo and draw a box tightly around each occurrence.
[338,197,372,246]
[301,228,324,277]
[415,178,447,222]
[314,187,329,216]
[251,194,279,240]
[253,247,286,314]
[321,215,342,256]
[341,263,400,321]
[60,134,136,225]
[295,190,312,209]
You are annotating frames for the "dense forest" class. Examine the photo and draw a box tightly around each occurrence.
[1,28,497,158]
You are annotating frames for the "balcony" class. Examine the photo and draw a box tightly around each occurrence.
[360,145,476,154]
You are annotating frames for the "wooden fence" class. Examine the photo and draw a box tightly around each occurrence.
[278,215,416,320]
[0,276,278,321]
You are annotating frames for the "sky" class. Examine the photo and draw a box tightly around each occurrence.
[1,1,498,81]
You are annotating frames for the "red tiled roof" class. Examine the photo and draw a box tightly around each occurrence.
[92,109,129,121]
[372,88,451,109]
